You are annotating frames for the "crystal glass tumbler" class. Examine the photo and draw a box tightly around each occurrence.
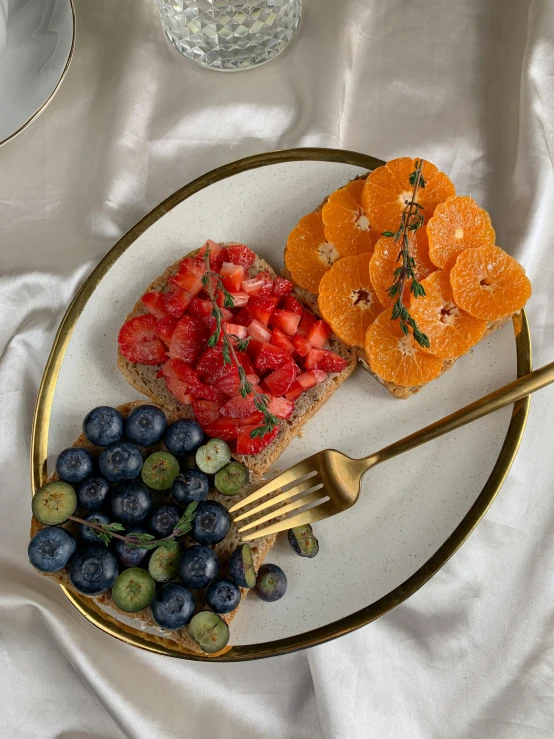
[156,0,302,71]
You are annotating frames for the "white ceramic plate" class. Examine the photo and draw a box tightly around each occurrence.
[33,150,530,660]
[0,0,75,147]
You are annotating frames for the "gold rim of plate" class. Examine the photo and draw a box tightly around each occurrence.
[30,148,532,662]
[0,0,76,148]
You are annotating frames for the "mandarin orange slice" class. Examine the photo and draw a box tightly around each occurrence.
[364,309,443,387]
[369,226,436,308]
[318,253,383,347]
[361,157,456,234]
[427,195,496,270]
[284,212,339,294]
[322,179,379,257]
[409,271,487,359]
[450,244,532,322]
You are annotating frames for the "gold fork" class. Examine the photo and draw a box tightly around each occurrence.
[230,360,554,541]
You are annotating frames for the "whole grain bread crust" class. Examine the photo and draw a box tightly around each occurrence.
[30,401,276,657]
[284,175,520,399]
[117,247,358,475]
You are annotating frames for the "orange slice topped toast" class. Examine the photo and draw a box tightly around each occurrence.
[427,195,496,270]
[409,270,487,359]
[321,179,379,257]
[318,253,383,347]
[361,157,456,233]
[284,212,339,294]
[369,227,436,308]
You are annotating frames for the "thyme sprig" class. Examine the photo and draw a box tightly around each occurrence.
[201,249,279,439]
[381,158,430,348]
[68,502,198,551]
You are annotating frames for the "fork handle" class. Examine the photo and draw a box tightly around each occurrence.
[369,360,554,466]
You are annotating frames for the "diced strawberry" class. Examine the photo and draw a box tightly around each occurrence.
[203,417,239,441]
[264,360,298,396]
[198,240,228,272]
[168,315,207,365]
[155,316,177,345]
[170,269,203,296]
[292,334,311,357]
[255,342,291,372]
[284,382,304,401]
[269,309,301,336]
[234,307,253,327]
[297,309,317,336]
[163,288,192,318]
[191,399,219,426]
[246,338,263,361]
[318,350,348,373]
[307,320,331,348]
[272,277,294,298]
[179,257,206,278]
[141,291,168,319]
[223,323,248,340]
[297,369,327,388]
[188,298,213,317]
[249,296,279,326]
[304,348,326,369]
[228,292,249,308]
[241,271,273,296]
[196,346,224,380]
[280,295,303,315]
[247,319,272,343]
[268,396,295,420]
[161,359,197,405]
[226,244,256,268]
[212,364,241,396]
[118,315,167,365]
[202,310,233,337]
[236,424,280,455]
[270,327,295,353]
[236,412,265,427]
[246,373,260,386]
[220,394,257,419]
[237,351,255,375]
[221,262,245,292]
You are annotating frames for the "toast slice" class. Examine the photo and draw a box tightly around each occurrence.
[30,401,277,657]
[117,246,358,476]
[284,177,519,399]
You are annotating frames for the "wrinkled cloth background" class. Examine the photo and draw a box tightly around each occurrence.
[1,0,554,737]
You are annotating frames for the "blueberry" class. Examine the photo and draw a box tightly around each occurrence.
[79,512,112,545]
[206,579,241,614]
[56,447,93,484]
[78,477,110,510]
[115,527,150,568]
[188,612,229,654]
[141,452,180,490]
[178,545,219,589]
[69,546,119,595]
[148,505,180,538]
[83,406,123,446]
[255,564,287,602]
[164,419,204,456]
[112,567,156,613]
[148,546,180,583]
[288,524,319,558]
[191,500,231,545]
[99,442,143,482]
[150,583,195,630]
[32,481,77,525]
[111,480,152,526]
[171,470,209,507]
[195,439,231,474]
[124,405,167,446]
[228,543,256,589]
[28,527,76,572]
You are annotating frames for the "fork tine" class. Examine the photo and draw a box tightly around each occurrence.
[241,500,335,542]
[237,489,325,533]
[232,474,322,523]
[228,462,318,513]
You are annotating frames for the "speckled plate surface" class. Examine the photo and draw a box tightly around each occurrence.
[32,149,530,661]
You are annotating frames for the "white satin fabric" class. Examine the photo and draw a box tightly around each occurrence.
[2,0,554,736]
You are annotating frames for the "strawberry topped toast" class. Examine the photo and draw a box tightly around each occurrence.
[117,241,357,476]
